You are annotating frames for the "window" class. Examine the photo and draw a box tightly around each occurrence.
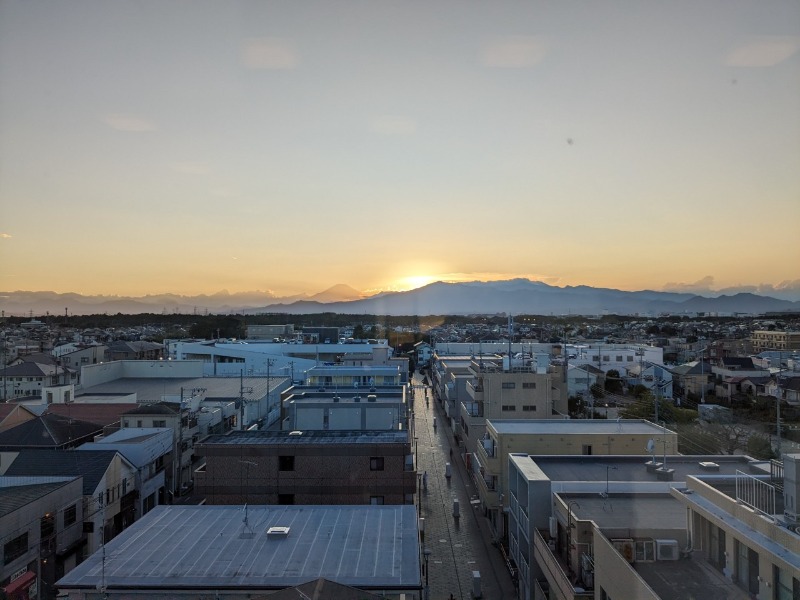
[582,444,593,455]
[3,533,28,565]
[627,356,633,362]
[616,355,622,362]
[278,494,295,505]
[153,420,166,428]
[98,492,104,507]
[501,405,516,411]
[64,504,77,526]
[370,457,384,471]
[522,405,536,412]
[370,496,385,505]
[522,382,536,389]
[41,513,55,539]
[137,420,142,427]
[603,355,610,362]
[501,382,516,389]
[279,455,295,471]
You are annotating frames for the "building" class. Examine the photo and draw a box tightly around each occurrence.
[0,413,103,451]
[670,361,713,400]
[246,324,295,339]
[195,429,415,505]
[77,427,172,517]
[459,357,567,458]
[56,505,422,599]
[0,362,74,400]
[474,419,678,541]
[282,386,408,432]
[506,453,783,600]
[104,341,163,361]
[671,453,800,598]
[751,330,800,353]
[1,450,138,558]
[0,476,84,600]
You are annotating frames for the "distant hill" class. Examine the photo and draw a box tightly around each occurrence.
[3,280,798,316]
[243,279,800,316]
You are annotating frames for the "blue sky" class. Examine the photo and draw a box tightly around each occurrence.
[1,1,798,298]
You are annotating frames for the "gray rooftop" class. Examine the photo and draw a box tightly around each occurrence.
[200,430,410,446]
[522,454,754,485]
[560,492,685,531]
[57,505,421,591]
[489,419,670,435]
[80,376,281,403]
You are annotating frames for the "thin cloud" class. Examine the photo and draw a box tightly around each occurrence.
[481,36,548,68]
[369,115,417,136]
[103,114,157,132]
[241,38,298,69]
[662,276,716,294]
[726,36,800,67]
[0,233,12,239]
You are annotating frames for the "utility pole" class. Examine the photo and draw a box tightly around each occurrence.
[776,352,783,458]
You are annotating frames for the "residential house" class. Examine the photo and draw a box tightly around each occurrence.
[0,362,74,401]
[77,427,172,517]
[0,450,138,558]
[0,476,84,600]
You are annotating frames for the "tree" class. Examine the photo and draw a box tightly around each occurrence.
[705,422,750,455]
[605,369,623,394]
[677,424,722,455]
[746,434,777,460]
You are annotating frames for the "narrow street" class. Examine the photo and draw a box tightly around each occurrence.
[411,373,517,600]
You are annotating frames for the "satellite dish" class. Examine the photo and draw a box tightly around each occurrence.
[646,439,655,453]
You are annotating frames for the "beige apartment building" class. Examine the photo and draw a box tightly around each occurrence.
[475,419,678,540]
[751,330,800,353]
[459,357,567,459]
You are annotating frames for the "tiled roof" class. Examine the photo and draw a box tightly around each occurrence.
[0,481,73,518]
[3,449,118,494]
[123,402,178,416]
[46,403,138,427]
[0,413,103,448]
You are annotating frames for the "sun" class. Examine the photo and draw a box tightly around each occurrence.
[396,275,437,291]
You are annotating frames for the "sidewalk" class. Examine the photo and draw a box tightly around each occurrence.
[412,375,518,600]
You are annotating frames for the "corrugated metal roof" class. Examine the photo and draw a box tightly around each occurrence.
[57,505,421,591]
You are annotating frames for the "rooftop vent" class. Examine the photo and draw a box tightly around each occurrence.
[354,396,361,402]
[699,461,720,471]
[266,526,290,537]
[367,394,377,402]
[289,431,303,436]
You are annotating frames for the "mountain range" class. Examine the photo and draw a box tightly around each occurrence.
[2,279,799,317]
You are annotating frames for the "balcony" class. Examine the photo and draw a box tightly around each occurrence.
[533,528,593,600]
[475,439,500,474]
[466,379,484,401]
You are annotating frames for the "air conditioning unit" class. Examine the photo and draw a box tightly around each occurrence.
[655,539,679,560]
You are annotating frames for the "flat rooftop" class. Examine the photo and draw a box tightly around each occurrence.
[489,419,670,436]
[200,430,410,445]
[57,505,420,591]
[560,492,685,531]
[80,376,280,402]
[520,455,754,484]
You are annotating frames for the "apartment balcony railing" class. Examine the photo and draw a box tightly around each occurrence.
[533,528,593,600]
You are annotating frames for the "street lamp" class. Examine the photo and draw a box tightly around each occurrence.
[423,547,431,600]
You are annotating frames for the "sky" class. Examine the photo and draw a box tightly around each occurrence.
[1,0,799,300]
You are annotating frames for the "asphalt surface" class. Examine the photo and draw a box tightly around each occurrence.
[411,374,518,600]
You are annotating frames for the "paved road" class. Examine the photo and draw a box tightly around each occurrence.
[411,374,518,600]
